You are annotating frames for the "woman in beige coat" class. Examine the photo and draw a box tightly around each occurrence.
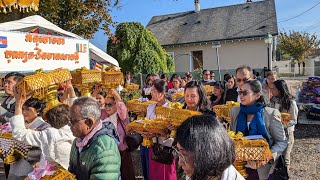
[230,79,287,180]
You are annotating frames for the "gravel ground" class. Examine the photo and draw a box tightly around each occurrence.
[289,124,320,180]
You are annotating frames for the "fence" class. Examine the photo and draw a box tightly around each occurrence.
[275,65,320,79]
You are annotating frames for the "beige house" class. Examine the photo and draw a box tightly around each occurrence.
[147,0,278,74]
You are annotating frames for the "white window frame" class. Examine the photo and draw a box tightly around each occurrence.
[167,52,174,61]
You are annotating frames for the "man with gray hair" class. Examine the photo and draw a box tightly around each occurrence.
[68,97,121,180]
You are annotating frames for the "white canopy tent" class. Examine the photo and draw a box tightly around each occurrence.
[0,15,118,66]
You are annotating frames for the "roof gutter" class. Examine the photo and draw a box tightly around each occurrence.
[162,33,279,47]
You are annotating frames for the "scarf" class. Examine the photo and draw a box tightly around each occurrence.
[76,121,102,148]
[236,103,271,146]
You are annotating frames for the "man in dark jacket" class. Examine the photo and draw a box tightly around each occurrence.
[69,97,121,180]
[225,66,254,103]
[0,72,25,123]
[201,70,216,86]
[0,72,24,178]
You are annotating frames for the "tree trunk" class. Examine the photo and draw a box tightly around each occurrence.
[298,62,301,75]
[302,61,306,75]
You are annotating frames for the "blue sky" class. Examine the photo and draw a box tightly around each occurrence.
[90,0,320,50]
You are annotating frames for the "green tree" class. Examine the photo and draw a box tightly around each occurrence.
[107,22,175,74]
[278,31,320,74]
[0,0,120,39]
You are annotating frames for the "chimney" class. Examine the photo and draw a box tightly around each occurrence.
[195,0,200,12]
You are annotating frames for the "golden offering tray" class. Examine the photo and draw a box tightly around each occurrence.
[127,99,157,118]
[0,132,32,164]
[25,162,75,180]
[213,101,240,122]
[71,67,102,97]
[15,68,71,98]
[15,68,72,114]
[101,66,124,89]
[127,118,169,147]
[125,83,140,92]
[171,92,184,102]
[280,112,292,125]
[203,85,214,95]
[228,131,273,178]
[155,103,202,137]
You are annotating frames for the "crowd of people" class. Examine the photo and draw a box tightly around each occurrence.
[0,64,298,180]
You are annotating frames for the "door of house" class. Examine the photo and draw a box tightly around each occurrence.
[191,51,203,70]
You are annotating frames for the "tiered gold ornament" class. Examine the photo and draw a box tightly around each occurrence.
[171,92,184,102]
[155,102,202,137]
[101,66,124,89]
[203,85,214,95]
[125,83,140,93]
[127,118,169,147]
[0,0,40,14]
[71,67,102,97]
[0,131,32,164]
[213,101,240,122]
[126,99,157,118]
[280,112,292,125]
[15,68,72,116]
[228,131,273,178]
[25,162,76,180]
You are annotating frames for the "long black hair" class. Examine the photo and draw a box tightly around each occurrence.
[273,79,294,111]
[176,114,235,179]
[183,81,211,113]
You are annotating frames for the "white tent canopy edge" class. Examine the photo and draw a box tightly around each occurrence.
[0,15,119,66]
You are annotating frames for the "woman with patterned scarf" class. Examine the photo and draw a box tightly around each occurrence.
[230,79,287,180]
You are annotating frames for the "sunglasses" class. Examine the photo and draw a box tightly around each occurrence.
[105,102,114,107]
[236,78,249,83]
[204,74,211,76]
[238,90,251,96]
[68,117,89,127]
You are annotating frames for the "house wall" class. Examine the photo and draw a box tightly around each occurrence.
[164,39,269,73]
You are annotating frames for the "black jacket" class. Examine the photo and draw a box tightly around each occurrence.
[224,88,238,103]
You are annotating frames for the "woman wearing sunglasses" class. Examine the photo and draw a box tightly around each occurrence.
[100,89,135,180]
[230,79,287,180]
[270,80,298,173]
[175,114,244,180]
[140,79,177,180]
